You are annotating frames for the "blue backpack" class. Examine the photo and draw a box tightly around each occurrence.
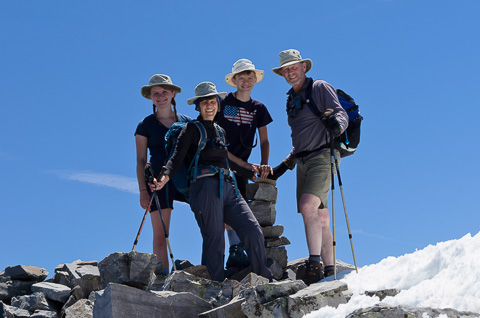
[305,81,363,158]
[165,120,232,201]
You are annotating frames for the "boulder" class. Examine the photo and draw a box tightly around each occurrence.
[248,201,276,226]
[93,283,212,318]
[31,282,71,303]
[10,292,54,313]
[265,246,288,268]
[64,299,93,318]
[3,265,48,282]
[261,225,284,238]
[98,251,156,290]
[58,261,100,298]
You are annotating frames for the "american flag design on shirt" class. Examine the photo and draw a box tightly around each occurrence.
[223,105,257,126]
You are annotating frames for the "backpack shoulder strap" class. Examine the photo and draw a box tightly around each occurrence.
[305,78,322,117]
[189,121,208,181]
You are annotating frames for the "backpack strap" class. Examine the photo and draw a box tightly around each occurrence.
[189,121,208,182]
[214,123,241,199]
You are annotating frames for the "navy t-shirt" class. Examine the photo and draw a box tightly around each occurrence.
[134,113,191,176]
[217,93,273,161]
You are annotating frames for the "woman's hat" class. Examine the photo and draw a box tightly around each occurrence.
[272,49,313,75]
[141,74,182,99]
[187,82,227,105]
[225,59,264,87]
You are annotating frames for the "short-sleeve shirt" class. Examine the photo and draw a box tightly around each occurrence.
[134,113,191,176]
[217,93,273,161]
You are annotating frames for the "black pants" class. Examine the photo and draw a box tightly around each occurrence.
[189,176,271,281]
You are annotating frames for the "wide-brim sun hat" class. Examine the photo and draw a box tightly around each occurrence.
[272,49,313,75]
[187,82,227,105]
[225,58,264,87]
[141,74,182,99]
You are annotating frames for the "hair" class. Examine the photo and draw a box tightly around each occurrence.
[195,95,220,112]
[151,85,178,121]
[233,70,256,80]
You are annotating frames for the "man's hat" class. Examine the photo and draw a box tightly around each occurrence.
[272,49,313,75]
[225,59,264,87]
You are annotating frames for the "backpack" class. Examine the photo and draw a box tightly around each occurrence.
[305,80,363,158]
[164,120,231,201]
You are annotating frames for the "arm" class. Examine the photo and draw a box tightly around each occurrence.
[135,135,151,209]
[258,125,270,165]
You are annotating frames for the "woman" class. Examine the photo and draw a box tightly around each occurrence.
[150,82,272,282]
[135,74,191,275]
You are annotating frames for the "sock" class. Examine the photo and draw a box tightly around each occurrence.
[227,229,241,247]
[309,255,321,263]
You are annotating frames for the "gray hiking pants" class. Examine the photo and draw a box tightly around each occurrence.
[189,176,272,282]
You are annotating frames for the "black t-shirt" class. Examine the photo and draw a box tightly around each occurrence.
[217,93,273,161]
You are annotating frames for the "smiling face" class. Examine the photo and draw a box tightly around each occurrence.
[232,71,257,93]
[150,85,176,109]
[198,96,219,121]
[280,62,307,91]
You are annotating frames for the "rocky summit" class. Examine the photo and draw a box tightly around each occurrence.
[2,182,479,317]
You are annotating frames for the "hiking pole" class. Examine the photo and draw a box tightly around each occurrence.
[332,150,359,273]
[330,139,337,280]
[145,163,177,271]
[132,193,155,251]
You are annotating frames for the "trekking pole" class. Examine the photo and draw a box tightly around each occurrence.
[330,139,337,280]
[132,194,155,251]
[332,150,359,273]
[145,163,177,272]
[152,190,177,271]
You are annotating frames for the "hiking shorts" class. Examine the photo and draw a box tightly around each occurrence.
[296,150,340,211]
[147,182,186,212]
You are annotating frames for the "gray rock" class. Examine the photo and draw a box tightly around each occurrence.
[52,271,70,286]
[59,261,100,298]
[93,283,212,318]
[240,280,307,317]
[245,183,277,203]
[64,299,93,318]
[233,273,269,298]
[198,296,246,318]
[365,288,400,301]
[248,201,276,226]
[264,236,290,248]
[98,251,156,290]
[265,246,288,268]
[346,303,480,318]
[162,271,233,306]
[266,260,284,281]
[1,300,31,318]
[4,265,48,282]
[10,291,53,312]
[182,265,211,280]
[32,282,71,303]
[30,309,58,317]
[61,285,83,316]
[287,280,348,318]
[0,279,35,301]
[261,225,284,238]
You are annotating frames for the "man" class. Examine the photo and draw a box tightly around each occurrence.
[217,59,273,269]
[272,49,348,285]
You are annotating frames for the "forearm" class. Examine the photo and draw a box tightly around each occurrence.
[260,140,270,165]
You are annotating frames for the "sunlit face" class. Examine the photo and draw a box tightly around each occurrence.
[232,72,257,93]
[198,97,218,121]
[280,62,306,89]
[150,86,176,109]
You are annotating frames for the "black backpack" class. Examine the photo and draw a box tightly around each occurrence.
[305,80,363,158]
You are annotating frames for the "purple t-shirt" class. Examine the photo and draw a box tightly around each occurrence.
[217,93,273,161]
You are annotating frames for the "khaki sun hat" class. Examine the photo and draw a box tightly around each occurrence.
[187,82,227,105]
[141,74,182,99]
[225,58,264,87]
[272,49,313,75]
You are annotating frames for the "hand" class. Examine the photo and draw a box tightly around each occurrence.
[139,189,151,209]
[148,175,169,192]
[323,114,342,138]
[253,164,273,179]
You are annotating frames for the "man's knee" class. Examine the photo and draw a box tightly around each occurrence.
[299,194,322,215]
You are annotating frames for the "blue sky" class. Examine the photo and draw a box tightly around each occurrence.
[1,0,479,276]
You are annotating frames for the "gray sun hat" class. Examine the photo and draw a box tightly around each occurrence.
[225,58,264,87]
[272,49,313,75]
[141,74,182,99]
[187,82,227,105]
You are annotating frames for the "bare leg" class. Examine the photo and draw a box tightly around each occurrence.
[150,208,172,267]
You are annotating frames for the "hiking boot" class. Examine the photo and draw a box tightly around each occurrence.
[324,265,335,278]
[301,260,324,285]
[154,262,169,276]
[226,244,250,269]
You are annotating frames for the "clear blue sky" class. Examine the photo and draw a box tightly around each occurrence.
[1,0,479,276]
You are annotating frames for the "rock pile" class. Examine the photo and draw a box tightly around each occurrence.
[2,253,478,317]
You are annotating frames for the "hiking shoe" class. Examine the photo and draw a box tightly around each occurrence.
[301,260,324,285]
[324,265,335,278]
[226,244,250,269]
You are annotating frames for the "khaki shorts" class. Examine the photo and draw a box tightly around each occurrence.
[296,151,340,211]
